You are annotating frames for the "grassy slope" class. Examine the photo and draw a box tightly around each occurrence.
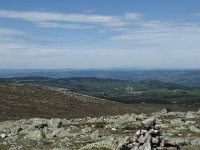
[0,83,199,121]
[4,77,199,105]
[0,83,133,121]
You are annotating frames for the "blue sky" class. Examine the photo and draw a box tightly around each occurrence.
[0,0,200,69]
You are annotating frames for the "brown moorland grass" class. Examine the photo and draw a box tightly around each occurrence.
[0,83,199,121]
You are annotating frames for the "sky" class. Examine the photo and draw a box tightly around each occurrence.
[0,0,200,69]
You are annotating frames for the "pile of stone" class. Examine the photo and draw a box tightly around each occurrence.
[0,110,200,149]
[118,117,179,150]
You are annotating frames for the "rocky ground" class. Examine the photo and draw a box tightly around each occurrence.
[0,109,200,150]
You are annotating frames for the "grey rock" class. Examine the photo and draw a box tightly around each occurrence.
[186,111,198,118]
[61,137,70,143]
[143,142,151,150]
[131,146,139,150]
[82,127,92,134]
[66,125,80,134]
[48,118,62,128]
[138,145,143,150]
[190,138,200,145]
[166,112,185,117]
[189,126,200,133]
[164,138,190,146]
[160,109,168,114]
[142,117,156,129]
[136,113,146,121]
[24,130,45,141]
[28,118,49,127]
[91,130,101,140]
[138,135,146,144]
[46,127,69,138]
[0,133,7,138]
[185,120,196,125]
[152,137,160,144]
[51,148,70,150]
[9,126,22,136]
[156,147,167,150]
[79,136,117,150]
[35,123,48,129]
[170,118,184,126]
[124,130,131,133]
[166,147,178,150]
[145,132,152,143]
[0,109,199,149]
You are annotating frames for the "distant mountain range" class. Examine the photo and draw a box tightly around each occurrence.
[0,69,200,87]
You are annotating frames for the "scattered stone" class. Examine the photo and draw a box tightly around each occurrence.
[189,126,200,134]
[111,128,117,131]
[141,117,156,129]
[185,120,195,124]
[35,123,48,129]
[79,136,117,150]
[0,110,199,149]
[164,138,190,146]
[82,127,92,134]
[166,147,177,150]
[138,134,146,144]
[49,118,62,128]
[143,142,151,150]
[0,133,7,138]
[124,130,131,133]
[160,109,168,114]
[170,118,184,126]
[91,130,101,140]
[156,146,167,150]
[119,117,181,150]
[152,137,159,144]
[186,111,198,118]
[24,130,45,141]
[190,138,200,145]
[66,125,80,134]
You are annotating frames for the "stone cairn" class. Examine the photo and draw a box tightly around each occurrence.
[118,117,180,150]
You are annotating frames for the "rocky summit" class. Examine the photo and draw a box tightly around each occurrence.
[0,109,200,150]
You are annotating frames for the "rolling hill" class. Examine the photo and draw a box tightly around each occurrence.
[1,77,200,105]
[0,83,199,121]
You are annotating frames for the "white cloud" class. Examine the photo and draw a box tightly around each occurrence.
[109,21,200,46]
[0,10,200,69]
[36,22,93,29]
[0,27,25,36]
[0,10,142,29]
[194,13,200,16]
[124,12,142,21]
